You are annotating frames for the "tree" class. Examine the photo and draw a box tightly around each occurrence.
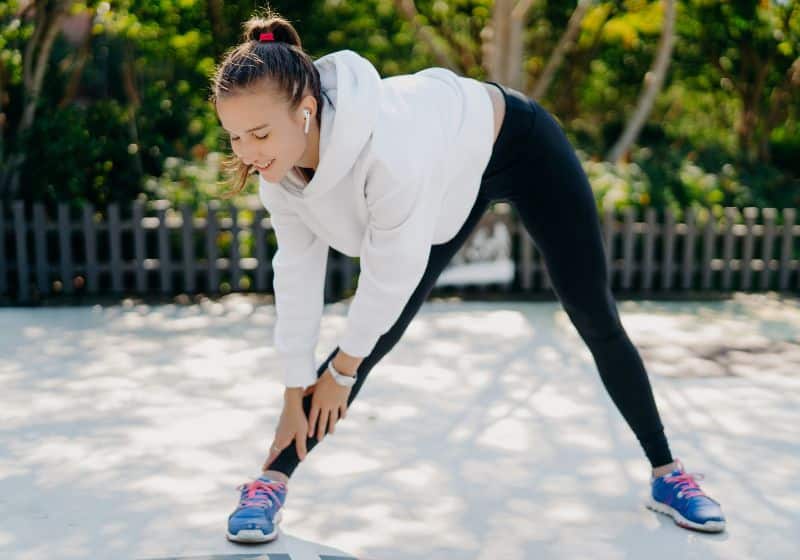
[606,0,675,162]
[685,0,799,163]
[530,0,595,99]
[2,0,75,201]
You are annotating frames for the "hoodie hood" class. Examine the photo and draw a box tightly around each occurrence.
[278,50,381,199]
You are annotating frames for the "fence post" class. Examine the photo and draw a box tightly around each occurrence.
[82,204,99,293]
[701,211,715,290]
[0,202,6,296]
[661,207,675,291]
[621,206,635,291]
[230,204,241,291]
[760,208,776,291]
[779,208,795,292]
[181,204,196,294]
[33,203,49,296]
[57,203,74,295]
[108,203,123,293]
[741,207,757,291]
[156,201,172,294]
[13,202,30,302]
[681,207,696,290]
[206,201,220,293]
[254,209,269,292]
[133,201,147,293]
[722,207,737,290]
[642,207,656,292]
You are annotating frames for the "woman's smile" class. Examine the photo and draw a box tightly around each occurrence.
[254,159,276,173]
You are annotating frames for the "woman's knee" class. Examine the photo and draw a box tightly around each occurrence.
[560,288,624,341]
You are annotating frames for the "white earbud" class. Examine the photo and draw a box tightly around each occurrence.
[303,109,311,134]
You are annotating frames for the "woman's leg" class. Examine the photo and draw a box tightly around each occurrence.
[503,95,673,469]
[266,194,493,478]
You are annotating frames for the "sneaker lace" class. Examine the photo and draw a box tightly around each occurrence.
[236,479,286,509]
[663,471,706,499]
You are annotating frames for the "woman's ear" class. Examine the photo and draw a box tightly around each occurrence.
[299,93,318,121]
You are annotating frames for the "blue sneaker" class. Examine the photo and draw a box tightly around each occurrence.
[226,475,288,543]
[647,458,726,532]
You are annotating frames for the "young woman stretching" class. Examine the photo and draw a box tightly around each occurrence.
[211,12,726,544]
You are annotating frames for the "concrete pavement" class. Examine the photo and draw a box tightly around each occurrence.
[1,293,798,559]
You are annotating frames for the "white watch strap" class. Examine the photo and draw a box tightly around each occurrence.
[328,361,356,386]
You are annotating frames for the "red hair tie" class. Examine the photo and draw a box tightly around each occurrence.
[259,32,275,42]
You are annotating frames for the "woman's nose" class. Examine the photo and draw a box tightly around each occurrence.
[237,144,260,166]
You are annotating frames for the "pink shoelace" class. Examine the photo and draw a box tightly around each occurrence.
[662,468,707,499]
[236,479,287,508]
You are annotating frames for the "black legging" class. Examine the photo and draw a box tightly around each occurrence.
[267,81,673,477]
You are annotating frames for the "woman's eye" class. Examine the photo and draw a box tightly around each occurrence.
[228,132,268,142]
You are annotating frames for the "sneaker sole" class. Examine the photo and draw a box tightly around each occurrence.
[226,509,283,543]
[646,498,725,533]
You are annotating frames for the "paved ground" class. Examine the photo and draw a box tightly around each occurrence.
[1,292,799,560]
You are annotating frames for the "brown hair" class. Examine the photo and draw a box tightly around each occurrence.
[210,10,323,198]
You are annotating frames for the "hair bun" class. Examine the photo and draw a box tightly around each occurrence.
[243,15,302,49]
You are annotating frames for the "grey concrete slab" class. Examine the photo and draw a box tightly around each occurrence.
[1,293,799,560]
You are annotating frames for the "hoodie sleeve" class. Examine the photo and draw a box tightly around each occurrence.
[261,184,330,389]
[337,157,435,357]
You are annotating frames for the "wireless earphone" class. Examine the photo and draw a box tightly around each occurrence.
[303,109,311,134]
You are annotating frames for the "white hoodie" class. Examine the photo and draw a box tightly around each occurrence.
[258,50,495,388]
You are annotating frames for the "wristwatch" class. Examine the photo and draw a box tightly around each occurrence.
[327,360,357,388]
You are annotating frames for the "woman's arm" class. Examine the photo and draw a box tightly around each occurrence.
[337,157,435,360]
[262,185,330,389]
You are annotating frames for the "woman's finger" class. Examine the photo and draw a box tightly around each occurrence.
[308,404,319,438]
[317,409,329,441]
[328,408,338,435]
[296,431,308,460]
[264,438,283,469]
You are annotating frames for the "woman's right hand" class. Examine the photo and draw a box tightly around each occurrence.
[263,385,315,470]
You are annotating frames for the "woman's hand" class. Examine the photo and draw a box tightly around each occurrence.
[263,385,315,468]
[308,365,353,441]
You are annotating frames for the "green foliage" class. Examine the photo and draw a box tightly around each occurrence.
[0,0,797,214]
[20,100,143,207]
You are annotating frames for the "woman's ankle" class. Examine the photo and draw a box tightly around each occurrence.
[651,460,678,479]
[262,469,290,485]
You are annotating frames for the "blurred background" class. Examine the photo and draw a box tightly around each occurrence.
[0,0,798,302]
[2,0,798,211]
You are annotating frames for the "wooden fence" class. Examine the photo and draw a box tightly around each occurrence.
[1,200,798,304]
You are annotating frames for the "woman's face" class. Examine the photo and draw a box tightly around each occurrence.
[216,84,316,181]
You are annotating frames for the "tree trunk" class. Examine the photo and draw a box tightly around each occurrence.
[606,0,675,163]
[529,0,594,100]
[394,0,460,72]
[483,0,510,82]
[58,12,94,108]
[2,0,73,201]
[20,2,71,133]
[482,0,536,89]
[551,6,613,121]
[505,0,535,89]
[121,42,144,179]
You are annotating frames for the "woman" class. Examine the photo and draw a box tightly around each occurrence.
[212,12,726,544]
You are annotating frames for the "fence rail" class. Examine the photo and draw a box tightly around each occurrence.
[1,200,798,304]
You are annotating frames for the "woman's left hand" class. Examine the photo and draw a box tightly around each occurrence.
[308,366,353,440]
